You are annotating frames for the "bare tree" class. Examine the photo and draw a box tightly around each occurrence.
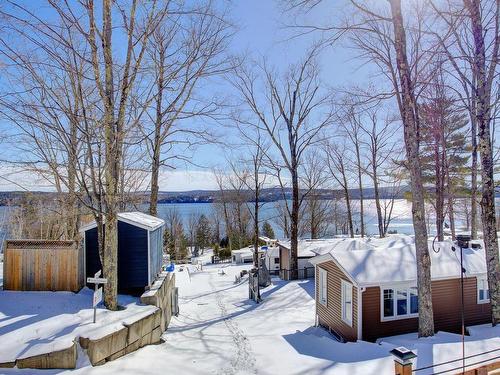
[338,97,367,237]
[430,0,500,325]
[0,0,167,309]
[145,2,233,216]
[231,50,334,278]
[300,152,331,238]
[213,168,234,251]
[325,142,355,238]
[358,106,401,237]
[229,130,268,266]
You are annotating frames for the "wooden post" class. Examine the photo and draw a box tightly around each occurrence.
[390,347,416,375]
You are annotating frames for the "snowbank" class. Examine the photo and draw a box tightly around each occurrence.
[0,288,156,363]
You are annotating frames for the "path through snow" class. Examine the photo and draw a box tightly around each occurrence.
[209,272,256,375]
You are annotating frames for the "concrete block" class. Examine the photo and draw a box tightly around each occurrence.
[17,341,77,369]
[125,308,161,344]
[151,326,162,344]
[106,339,141,362]
[0,361,16,368]
[85,325,128,365]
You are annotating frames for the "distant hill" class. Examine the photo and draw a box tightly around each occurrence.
[1,185,498,206]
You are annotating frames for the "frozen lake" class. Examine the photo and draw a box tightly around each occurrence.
[0,197,492,252]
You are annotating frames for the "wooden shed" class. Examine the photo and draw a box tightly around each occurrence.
[80,212,165,294]
[3,240,83,292]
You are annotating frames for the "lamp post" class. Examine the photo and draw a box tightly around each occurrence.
[454,234,471,374]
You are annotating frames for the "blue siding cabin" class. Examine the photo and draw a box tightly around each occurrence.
[81,212,165,294]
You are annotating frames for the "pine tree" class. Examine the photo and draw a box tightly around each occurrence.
[420,94,470,240]
[261,221,275,239]
[195,214,212,253]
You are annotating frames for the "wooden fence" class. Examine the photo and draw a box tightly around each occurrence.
[3,240,83,292]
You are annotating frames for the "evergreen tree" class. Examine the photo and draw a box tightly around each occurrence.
[195,214,212,253]
[420,94,470,240]
[261,221,275,239]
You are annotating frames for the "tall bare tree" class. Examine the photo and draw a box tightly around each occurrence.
[325,142,355,238]
[229,130,268,266]
[338,98,367,237]
[300,152,330,239]
[358,106,401,237]
[0,0,167,309]
[145,2,232,216]
[430,0,500,325]
[231,50,333,278]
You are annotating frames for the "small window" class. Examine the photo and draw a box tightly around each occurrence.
[382,286,418,321]
[318,268,327,306]
[274,257,280,264]
[341,280,353,326]
[478,277,490,303]
[383,289,394,318]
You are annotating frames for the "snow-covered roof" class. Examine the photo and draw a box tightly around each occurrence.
[80,211,164,232]
[279,239,339,257]
[278,235,414,258]
[311,240,489,287]
[231,248,254,255]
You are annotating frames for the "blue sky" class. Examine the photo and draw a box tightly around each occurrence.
[0,1,372,192]
[177,0,373,189]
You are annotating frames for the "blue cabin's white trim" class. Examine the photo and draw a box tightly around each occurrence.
[147,230,151,287]
[79,212,164,233]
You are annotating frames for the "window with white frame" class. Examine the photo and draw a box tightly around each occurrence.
[477,277,490,303]
[341,280,353,326]
[382,286,418,320]
[318,268,327,306]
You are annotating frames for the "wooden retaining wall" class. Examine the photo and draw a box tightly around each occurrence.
[0,272,177,369]
[3,240,83,292]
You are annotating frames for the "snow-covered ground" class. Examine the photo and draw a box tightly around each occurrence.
[0,288,157,365]
[1,262,500,375]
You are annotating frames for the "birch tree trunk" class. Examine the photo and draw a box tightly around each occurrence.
[389,0,434,337]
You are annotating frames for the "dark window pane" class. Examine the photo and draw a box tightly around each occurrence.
[397,289,407,315]
[384,289,393,317]
[410,288,418,314]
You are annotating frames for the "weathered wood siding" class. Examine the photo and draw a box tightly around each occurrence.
[362,277,491,342]
[315,260,358,341]
[279,245,290,277]
[3,240,81,291]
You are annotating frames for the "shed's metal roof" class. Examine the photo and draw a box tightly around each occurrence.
[80,211,164,232]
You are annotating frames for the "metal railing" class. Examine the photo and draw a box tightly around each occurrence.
[411,347,500,374]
